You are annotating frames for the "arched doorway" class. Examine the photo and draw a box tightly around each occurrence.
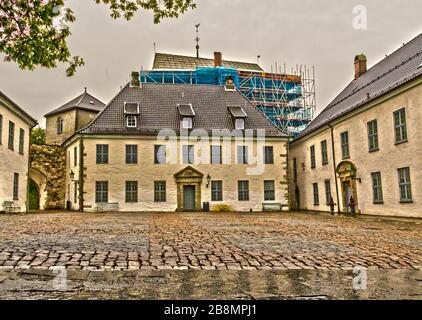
[336,161,359,214]
[29,179,40,210]
[29,168,48,210]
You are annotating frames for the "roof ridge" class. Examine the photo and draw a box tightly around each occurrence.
[324,49,422,111]
[75,92,86,106]
[323,33,422,111]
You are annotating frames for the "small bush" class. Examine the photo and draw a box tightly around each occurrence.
[211,204,234,213]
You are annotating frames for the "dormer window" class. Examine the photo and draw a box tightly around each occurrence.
[177,104,195,130]
[124,102,140,128]
[124,102,140,115]
[235,118,245,130]
[228,106,248,130]
[126,116,137,128]
[182,117,193,129]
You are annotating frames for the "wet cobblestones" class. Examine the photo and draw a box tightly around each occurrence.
[0,212,420,271]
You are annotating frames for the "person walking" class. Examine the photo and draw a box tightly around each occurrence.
[329,196,336,216]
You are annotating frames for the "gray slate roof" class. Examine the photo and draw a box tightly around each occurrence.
[297,33,422,139]
[79,83,288,138]
[45,90,106,117]
[153,53,264,72]
[0,90,37,126]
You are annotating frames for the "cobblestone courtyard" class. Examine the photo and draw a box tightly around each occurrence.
[0,212,421,271]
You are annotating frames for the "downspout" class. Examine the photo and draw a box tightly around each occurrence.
[329,124,341,214]
[26,124,36,213]
[78,134,84,212]
[286,136,291,212]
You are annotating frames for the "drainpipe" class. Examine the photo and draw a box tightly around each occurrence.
[26,124,36,213]
[78,134,84,212]
[329,124,341,214]
[286,137,291,212]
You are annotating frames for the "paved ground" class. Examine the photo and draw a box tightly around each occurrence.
[1,269,421,299]
[0,211,421,271]
[0,212,421,299]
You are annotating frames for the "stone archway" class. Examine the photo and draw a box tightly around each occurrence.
[29,168,48,210]
[336,161,359,214]
[174,166,204,212]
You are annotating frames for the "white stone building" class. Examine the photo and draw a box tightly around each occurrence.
[289,34,422,218]
[64,77,290,212]
[0,91,37,213]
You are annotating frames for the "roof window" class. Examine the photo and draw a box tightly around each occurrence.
[124,102,140,115]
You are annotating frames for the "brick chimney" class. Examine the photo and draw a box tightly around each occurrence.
[354,54,367,80]
[214,52,222,68]
[130,71,140,87]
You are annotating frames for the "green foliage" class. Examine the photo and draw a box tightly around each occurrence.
[0,0,196,76]
[95,0,196,23]
[211,204,234,213]
[31,126,46,145]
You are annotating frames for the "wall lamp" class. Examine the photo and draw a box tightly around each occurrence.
[69,170,75,181]
[206,174,211,188]
[352,177,362,183]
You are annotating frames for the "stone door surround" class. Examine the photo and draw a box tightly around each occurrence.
[336,161,359,214]
[174,166,204,211]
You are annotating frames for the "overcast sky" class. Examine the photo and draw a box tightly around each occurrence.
[0,0,421,127]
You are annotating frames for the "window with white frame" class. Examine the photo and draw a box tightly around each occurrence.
[126,115,137,128]
[181,117,193,129]
[235,118,245,130]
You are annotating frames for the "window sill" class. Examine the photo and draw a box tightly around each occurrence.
[322,162,328,166]
[342,156,350,160]
[400,200,413,204]
[395,140,408,145]
[369,148,379,153]
[373,201,384,205]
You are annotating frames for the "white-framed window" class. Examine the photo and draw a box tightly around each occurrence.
[181,117,193,129]
[126,116,137,128]
[235,118,245,130]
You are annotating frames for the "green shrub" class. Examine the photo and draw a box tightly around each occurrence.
[211,204,234,213]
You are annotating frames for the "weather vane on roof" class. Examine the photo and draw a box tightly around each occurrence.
[195,24,200,58]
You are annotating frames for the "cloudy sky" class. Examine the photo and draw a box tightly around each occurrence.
[0,0,421,126]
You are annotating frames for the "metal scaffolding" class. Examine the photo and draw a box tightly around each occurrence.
[140,65,316,136]
[238,65,316,136]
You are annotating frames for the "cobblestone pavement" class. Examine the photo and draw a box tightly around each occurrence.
[0,212,421,271]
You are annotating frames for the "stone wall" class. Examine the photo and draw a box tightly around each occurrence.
[30,144,66,209]
[45,109,76,145]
